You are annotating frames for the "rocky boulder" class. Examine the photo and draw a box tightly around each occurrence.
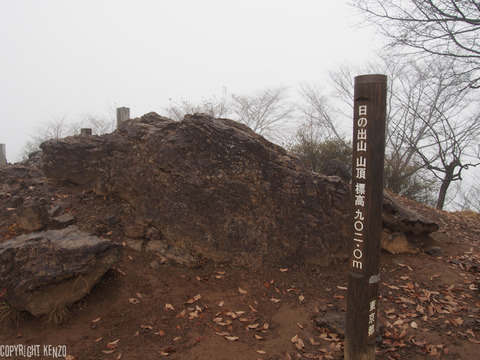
[37,113,439,265]
[380,192,440,254]
[324,159,351,183]
[41,113,351,268]
[0,226,122,316]
[382,192,439,235]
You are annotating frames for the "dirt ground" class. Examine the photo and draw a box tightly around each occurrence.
[1,191,479,360]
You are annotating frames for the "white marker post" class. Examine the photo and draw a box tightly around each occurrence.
[0,144,6,167]
[116,107,130,128]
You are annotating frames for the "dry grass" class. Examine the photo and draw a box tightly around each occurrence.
[458,209,480,218]
[43,303,71,325]
[0,301,21,327]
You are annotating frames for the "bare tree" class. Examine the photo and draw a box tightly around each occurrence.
[22,116,72,158]
[351,0,480,88]
[75,113,115,135]
[318,59,433,201]
[231,86,294,141]
[165,89,232,121]
[410,100,480,210]
[387,57,480,209]
[453,182,480,212]
[22,114,115,159]
[298,83,350,148]
[311,56,480,209]
[290,120,352,174]
[165,87,294,142]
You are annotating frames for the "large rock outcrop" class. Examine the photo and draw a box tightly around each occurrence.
[0,226,122,316]
[41,113,351,267]
[35,113,439,267]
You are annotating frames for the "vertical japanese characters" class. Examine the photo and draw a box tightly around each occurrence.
[345,74,387,360]
[351,104,368,271]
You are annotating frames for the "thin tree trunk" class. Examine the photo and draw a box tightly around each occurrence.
[436,178,450,210]
[435,161,458,210]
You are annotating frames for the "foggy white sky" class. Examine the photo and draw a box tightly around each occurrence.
[0,0,380,162]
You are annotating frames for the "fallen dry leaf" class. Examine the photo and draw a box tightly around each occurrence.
[91,317,101,323]
[238,287,248,294]
[412,339,428,347]
[164,303,175,311]
[185,294,202,304]
[175,309,186,319]
[295,338,306,349]
[106,339,120,349]
[158,347,176,356]
[196,336,206,342]
[115,264,127,275]
[226,311,237,319]
[155,330,166,337]
[128,297,140,304]
[215,271,226,279]
[270,298,281,303]
[410,321,418,329]
[256,350,266,354]
[215,332,231,336]
[453,317,464,326]
[225,336,239,341]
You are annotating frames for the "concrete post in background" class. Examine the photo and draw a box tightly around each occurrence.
[0,144,7,167]
[80,128,92,135]
[116,107,130,128]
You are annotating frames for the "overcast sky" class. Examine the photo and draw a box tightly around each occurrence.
[0,0,380,162]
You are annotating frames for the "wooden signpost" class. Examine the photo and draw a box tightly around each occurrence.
[345,74,387,360]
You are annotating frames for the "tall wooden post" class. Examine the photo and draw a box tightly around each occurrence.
[345,74,387,360]
[116,107,130,128]
[0,144,6,167]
